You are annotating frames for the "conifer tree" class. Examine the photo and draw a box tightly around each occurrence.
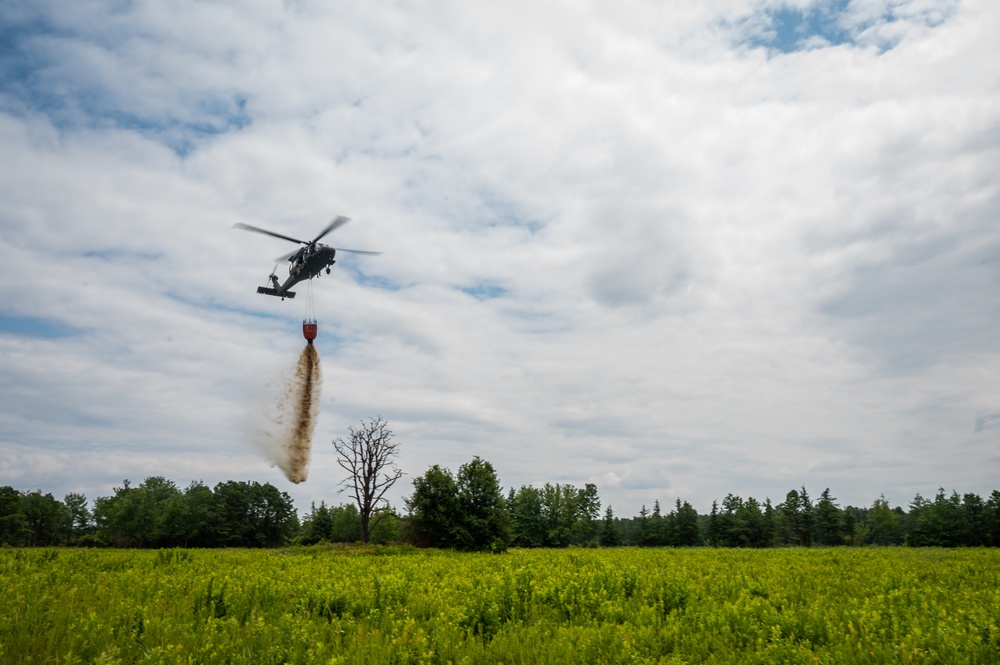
[599,505,621,547]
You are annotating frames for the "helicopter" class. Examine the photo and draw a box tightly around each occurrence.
[232,216,382,299]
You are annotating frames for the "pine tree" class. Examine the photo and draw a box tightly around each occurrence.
[674,499,700,546]
[599,505,621,547]
[814,488,843,546]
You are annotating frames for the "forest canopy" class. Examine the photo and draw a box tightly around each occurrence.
[3,468,999,550]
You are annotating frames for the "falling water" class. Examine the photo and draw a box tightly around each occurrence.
[280,343,321,483]
[250,343,322,484]
[249,280,323,482]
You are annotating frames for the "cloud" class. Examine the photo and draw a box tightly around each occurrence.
[618,465,672,491]
[0,0,998,518]
[599,471,622,488]
[976,412,1000,433]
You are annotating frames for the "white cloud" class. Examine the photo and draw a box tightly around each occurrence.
[1,0,998,517]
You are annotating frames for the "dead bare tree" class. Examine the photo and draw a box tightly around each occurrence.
[332,416,404,543]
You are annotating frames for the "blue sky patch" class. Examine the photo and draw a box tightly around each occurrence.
[460,283,506,300]
[740,0,958,54]
[165,293,284,321]
[0,314,79,339]
[975,411,1000,433]
[771,4,852,51]
[746,1,853,53]
[352,272,403,291]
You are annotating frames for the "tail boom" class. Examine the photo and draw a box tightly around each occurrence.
[256,286,296,298]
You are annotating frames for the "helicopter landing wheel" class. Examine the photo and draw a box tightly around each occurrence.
[326,267,331,274]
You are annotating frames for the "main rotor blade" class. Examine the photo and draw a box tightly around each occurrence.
[312,215,351,244]
[333,247,383,256]
[275,249,300,262]
[232,222,307,245]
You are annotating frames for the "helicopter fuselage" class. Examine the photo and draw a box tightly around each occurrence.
[234,215,379,299]
[258,245,337,299]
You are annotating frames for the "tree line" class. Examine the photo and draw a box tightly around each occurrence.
[0,478,299,548]
[695,487,1000,548]
[4,473,1000,550]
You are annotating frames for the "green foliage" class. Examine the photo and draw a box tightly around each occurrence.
[455,457,510,551]
[541,483,579,547]
[331,503,362,542]
[368,508,401,545]
[509,485,546,547]
[866,494,903,545]
[20,490,70,546]
[600,505,622,547]
[0,486,31,546]
[701,486,1000,549]
[2,547,999,664]
[301,502,366,545]
[987,491,1000,546]
[87,478,297,549]
[1,488,59,546]
[7,476,1000,552]
[574,483,601,544]
[176,481,218,547]
[674,499,701,546]
[406,458,510,551]
[779,486,814,546]
[300,501,335,544]
[814,488,843,545]
[63,492,92,544]
[508,482,603,547]
[92,477,181,548]
[405,464,461,548]
[212,481,298,547]
[909,489,972,547]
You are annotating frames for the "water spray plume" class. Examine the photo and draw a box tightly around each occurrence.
[279,343,321,483]
[249,281,323,482]
[249,342,322,484]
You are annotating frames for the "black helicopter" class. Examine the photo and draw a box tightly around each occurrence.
[233,216,381,299]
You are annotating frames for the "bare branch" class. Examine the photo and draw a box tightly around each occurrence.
[329,416,404,543]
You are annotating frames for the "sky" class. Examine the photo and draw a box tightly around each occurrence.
[1,0,997,518]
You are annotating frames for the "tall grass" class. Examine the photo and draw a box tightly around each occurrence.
[2,546,998,663]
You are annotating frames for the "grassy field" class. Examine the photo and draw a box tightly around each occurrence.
[2,545,999,664]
